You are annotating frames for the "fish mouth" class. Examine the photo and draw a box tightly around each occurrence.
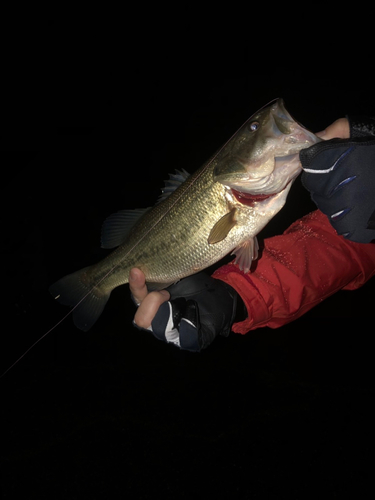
[231,189,275,207]
[230,179,295,207]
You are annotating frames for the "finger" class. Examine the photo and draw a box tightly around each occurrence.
[129,268,148,304]
[134,290,170,329]
[317,118,350,140]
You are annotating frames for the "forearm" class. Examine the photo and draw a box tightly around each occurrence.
[213,210,375,334]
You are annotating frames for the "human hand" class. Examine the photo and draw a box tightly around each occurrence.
[301,116,375,243]
[129,269,240,351]
[316,118,350,140]
[129,268,171,329]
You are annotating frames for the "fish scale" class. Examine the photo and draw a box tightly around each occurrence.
[49,99,320,331]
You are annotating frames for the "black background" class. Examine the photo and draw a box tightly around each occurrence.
[1,67,375,498]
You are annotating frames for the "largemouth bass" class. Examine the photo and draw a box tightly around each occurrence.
[49,99,320,331]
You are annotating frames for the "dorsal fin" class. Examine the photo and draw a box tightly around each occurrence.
[101,208,150,249]
[157,169,190,203]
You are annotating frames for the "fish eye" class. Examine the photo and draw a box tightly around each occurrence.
[249,121,259,132]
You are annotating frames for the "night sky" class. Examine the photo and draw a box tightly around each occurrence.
[2,71,375,497]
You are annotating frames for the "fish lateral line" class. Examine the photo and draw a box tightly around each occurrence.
[3,100,311,377]
[2,197,189,378]
[1,189,178,378]
[1,161,217,378]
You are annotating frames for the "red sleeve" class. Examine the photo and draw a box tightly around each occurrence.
[212,210,375,334]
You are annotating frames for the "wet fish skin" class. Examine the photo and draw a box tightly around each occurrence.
[213,98,319,194]
[49,99,320,331]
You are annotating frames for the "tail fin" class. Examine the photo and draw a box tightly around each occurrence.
[49,267,111,331]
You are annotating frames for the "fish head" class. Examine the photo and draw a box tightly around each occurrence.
[213,98,320,195]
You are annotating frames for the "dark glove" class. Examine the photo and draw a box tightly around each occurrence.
[140,273,244,352]
[300,116,375,243]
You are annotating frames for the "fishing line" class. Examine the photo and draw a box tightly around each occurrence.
[0,263,120,379]
[2,107,262,378]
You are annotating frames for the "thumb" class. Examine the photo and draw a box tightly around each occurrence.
[134,290,170,329]
[129,268,148,305]
[317,118,350,140]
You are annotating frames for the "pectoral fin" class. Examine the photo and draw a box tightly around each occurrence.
[208,208,237,244]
